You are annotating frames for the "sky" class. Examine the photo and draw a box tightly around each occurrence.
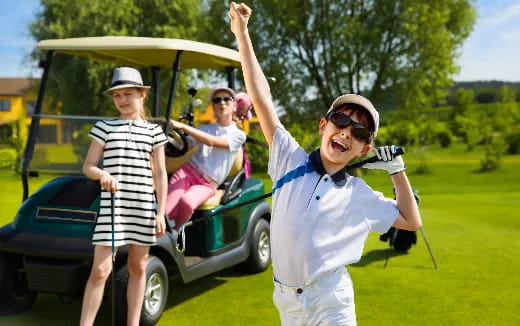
[0,0,519,82]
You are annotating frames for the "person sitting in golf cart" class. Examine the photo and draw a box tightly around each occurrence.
[166,87,247,229]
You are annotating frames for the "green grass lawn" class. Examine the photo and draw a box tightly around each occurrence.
[0,143,519,325]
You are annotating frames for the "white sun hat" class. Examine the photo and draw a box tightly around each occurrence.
[104,67,151,94]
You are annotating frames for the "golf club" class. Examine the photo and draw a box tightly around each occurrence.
[110,192,116,326]
[176,147,406,252]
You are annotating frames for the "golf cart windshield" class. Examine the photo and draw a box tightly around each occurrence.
[26,36,241,176]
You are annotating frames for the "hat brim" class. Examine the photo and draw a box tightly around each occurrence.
[104,84,151,95]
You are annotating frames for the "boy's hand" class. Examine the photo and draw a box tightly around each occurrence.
[363,145,406,175]
[229,2,252,35]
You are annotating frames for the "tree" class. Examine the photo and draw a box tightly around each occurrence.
[29,0,203,117]
[204,0,476,121]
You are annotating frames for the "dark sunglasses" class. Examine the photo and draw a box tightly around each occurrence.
[326,111,372,143]
[212,96,234,104]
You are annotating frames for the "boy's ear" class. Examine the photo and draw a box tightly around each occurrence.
[359,143,372,157]
[318,118,327,135]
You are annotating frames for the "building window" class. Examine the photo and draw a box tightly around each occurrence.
[0,100,11,112]
[26,101,37,116]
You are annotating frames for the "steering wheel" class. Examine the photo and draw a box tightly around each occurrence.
[165,128,189,157]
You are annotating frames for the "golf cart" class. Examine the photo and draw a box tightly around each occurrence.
[0,36,271,325]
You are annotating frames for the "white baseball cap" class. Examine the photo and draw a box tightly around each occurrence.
[104,67,150,94]
[327,94,380,137]
[208,87,236,102]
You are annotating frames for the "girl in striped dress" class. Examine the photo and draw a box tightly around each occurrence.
[80,67,167,326]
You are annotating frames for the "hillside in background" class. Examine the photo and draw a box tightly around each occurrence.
[451,80,520,103]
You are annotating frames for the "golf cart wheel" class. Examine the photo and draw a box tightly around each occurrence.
[238,219,271,273]
[115,255,168,326]
[0,252,37,314]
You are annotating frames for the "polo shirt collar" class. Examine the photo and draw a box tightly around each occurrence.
[309,149,348,186]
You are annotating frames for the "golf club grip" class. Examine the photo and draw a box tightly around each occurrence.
[345,146,405,171]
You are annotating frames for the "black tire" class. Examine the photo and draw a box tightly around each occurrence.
[114,255,169,326]
[0,252,37,315]
[238,218,271,273]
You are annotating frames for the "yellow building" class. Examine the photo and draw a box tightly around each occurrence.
[0,78,62,144]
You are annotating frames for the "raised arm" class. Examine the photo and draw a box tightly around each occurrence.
[229,2,280,146]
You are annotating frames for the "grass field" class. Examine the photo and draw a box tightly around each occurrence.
[0,143,519,325]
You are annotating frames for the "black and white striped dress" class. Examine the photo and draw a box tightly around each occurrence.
[88,119,167,246]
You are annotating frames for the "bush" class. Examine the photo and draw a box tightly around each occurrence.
[480,137,507,172]
[0,148,16,169]
[437,128,453,148]
[386,122,419,146]
[505,131,520,154]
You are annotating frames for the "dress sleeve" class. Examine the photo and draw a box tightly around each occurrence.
[88,120,108,146]
[152,124,167,148]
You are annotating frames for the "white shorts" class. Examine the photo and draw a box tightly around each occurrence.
[273,268,356,326]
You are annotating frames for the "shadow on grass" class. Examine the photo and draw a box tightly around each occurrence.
[351,248,408,267]
[166,274,228,307]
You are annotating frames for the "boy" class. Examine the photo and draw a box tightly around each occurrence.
[229,3,422,325]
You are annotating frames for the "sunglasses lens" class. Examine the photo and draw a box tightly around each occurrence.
[329,112,370,142]
[330,112,351,129]
[351,126,370,142]
[212,96,233,104]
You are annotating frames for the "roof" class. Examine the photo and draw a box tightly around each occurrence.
[0,78,38,96]
[36,36,241,69]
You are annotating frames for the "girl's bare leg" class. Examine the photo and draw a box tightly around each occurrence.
[126,244,149,326]
[79,245,114,326]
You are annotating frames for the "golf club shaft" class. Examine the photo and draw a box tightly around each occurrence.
[419,227,438,269]
[111,193,116,326]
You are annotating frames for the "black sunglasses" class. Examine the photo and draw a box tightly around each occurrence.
[212,96,234,104]
[326,111,372,143]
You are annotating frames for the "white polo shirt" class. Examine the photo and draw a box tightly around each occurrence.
[268,125,398,287]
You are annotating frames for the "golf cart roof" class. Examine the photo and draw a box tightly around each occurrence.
[36,36,241,69]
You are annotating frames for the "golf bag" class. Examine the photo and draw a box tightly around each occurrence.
[379,189,420,252]
[380,228,417,252]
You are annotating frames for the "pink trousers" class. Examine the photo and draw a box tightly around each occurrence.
[166,162,216,229]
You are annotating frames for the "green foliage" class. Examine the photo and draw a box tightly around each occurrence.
[285,121,321,153]
[386,121,419,146]
[71,124,94,162]
[29,0,204,117]
[505,130,520,154]
[244,129,269,173]
[436,127,453,148]
[480,136,507,172]
[204,0,475,117]
[9,111,28,172]
[0,148,17,169]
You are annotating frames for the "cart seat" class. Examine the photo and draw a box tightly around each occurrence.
[198,148,244,210]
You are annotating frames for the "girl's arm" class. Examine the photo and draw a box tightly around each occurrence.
[169,120,229,149]
[83,140,118,192]
[229,2,280,147]
[152,145,168,237]
[391,172,422,231]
